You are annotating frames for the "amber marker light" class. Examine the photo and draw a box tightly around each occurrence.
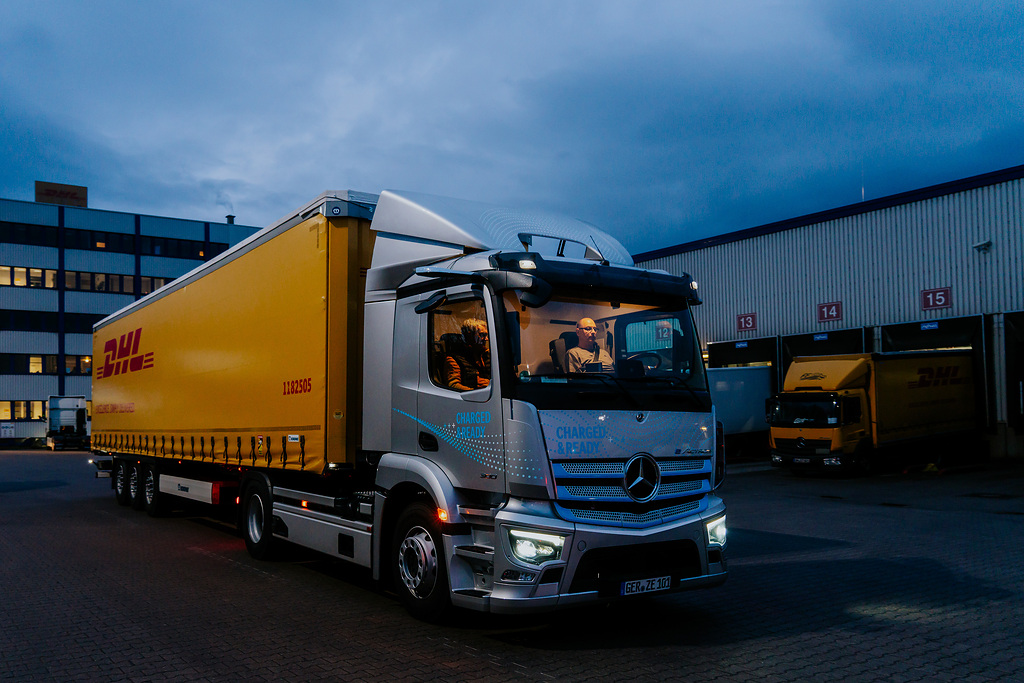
[437,508,449,522]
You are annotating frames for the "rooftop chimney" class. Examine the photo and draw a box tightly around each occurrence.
[226,215,235,224]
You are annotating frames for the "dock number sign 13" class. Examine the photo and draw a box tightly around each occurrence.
[736,313,757,332]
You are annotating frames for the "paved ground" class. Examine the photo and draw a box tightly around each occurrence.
[1,449,1022,682]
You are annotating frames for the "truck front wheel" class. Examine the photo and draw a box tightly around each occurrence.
[242,480,275,560]
[392,502,451,621]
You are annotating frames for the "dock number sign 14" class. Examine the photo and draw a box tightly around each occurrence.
[817,301,843,323]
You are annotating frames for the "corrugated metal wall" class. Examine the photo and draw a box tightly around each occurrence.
[640,176,1024,346]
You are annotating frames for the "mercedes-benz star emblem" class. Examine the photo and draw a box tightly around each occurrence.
[624,453,661,503]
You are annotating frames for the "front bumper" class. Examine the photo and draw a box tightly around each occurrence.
[447,496,727,614]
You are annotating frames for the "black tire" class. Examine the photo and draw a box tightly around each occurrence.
[144,465,167,517]
[114,460,132,506]
[129,462,146,510]
[392,502,451,621]
[241,479,276,560]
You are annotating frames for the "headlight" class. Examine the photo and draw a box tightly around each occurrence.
[706,515,727,547]
[507,528,566,565]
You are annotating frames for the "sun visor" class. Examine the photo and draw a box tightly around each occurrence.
[784,356,870,391]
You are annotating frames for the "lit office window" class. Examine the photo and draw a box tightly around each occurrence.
[13,401,27,419]
[0,266,10,285]
[81,356,92,375]
[28,356,43,374]
[30,401,44,420]
[13,267,27,286]
[0,401,10,420]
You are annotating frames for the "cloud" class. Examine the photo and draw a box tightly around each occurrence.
[1,1,1022,251]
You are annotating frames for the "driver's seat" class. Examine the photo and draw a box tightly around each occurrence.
[549,331,578,373]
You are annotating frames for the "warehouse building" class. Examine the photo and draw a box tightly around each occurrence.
[1,184,260,445]
[635,164,1024,458]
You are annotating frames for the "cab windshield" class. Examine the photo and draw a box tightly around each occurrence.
[501,289,710,412]
[767,393,840,428]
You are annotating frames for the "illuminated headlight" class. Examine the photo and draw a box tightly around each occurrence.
[518,259,537,270]
[706,516,727,547]
[507,528,565,565]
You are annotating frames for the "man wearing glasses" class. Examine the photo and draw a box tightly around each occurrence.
[566,317,615,373]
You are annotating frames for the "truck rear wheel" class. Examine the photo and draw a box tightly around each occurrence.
[114,460,132,506]
[242,480,275,560]
[144,465,167,517]
[392,502,451,621]
[129,462,146,510]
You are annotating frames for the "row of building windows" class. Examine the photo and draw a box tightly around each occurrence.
[1,220,229,259]
[1,265,171,295]
[1,400,46,421]
[0,354,93,375]
[0,310,105,334]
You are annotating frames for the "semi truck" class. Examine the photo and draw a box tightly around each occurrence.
[90,190,727,619]
[46,395,90,450]
[766,351,975,471]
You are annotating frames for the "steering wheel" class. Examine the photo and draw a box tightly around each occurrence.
[626,351,662,370]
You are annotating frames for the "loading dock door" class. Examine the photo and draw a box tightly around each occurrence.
[880,316,986,427]
[1006,312,1024,432]
[781,327,867,377]
[707,336,779,394]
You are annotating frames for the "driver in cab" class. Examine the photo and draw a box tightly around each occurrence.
[566,317,615,373]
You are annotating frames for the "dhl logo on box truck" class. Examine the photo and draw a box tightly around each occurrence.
[908,365,969,389]
[95,328,155,380]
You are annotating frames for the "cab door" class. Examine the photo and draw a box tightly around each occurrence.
[399,285,506,493]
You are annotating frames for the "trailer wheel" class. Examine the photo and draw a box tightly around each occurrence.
[392,502,451,621]
[144,465,166,517]
[114,460,132,506]
[242,480,275,560]
[129,462,146,510]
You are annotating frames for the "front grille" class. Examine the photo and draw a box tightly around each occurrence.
[569,540,701,595]
[551,456,711,528]
[563,499,701,525]
[774,438,832,454]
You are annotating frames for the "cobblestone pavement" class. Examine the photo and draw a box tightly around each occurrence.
[1,450,1022,682]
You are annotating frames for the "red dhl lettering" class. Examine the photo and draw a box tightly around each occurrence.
[96,327,156,380]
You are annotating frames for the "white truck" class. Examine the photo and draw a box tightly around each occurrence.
[46,395,90,450]
[91,190,727,619]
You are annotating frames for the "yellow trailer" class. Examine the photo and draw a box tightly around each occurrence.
[92,205,373,473]
[767,351,976,470]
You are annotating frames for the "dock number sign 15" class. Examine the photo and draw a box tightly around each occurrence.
[921,287,952,311]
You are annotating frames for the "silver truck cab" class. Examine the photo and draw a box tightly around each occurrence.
[360,191,726,616]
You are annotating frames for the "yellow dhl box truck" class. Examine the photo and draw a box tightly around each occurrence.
[766,351,976,472]
[91,190,727,619]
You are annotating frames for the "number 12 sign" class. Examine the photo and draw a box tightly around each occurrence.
[921,287,952,311]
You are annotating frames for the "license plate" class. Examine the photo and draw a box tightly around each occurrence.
[793,457,811,464]
[621,575,672,596]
